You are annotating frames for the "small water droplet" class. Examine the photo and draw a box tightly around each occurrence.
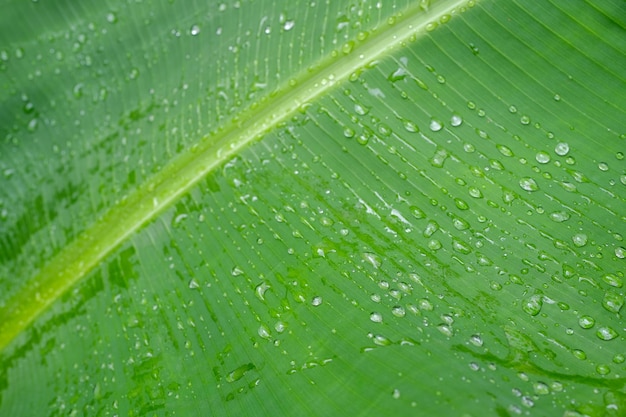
[549,211,570,223]
[370,312,383,323]
[403,119,419,133]
[106,12,117,23]
[535,151,550,164]
[522,295,543,316]
[533,382,550,395]
[469,334,483,347]
[429,119,443,132]
[418,298,434,311]
[283,20,295,31]
[496,144,514,157]
[615,247,625,259]
[437,324,453,337]
[188,279,200,289]
[391,306,406,317]
[596,364,611,375]
[519,178,538,192]
[596,326,618,341]
[392,388,401,399]
[311,296,323,307]
[255,282,270,301]
[429,148,448,168]
[602,291,624,314]
[572,234,588,247]
[520,115,531,125]
[555,142,570,156]
[362,252,382,269]
[450,114,463,126]
[578,315,595,329]
[258,325,271,339]
[373,334,392,346]
[190,24,200,36]
[602,273,623,288]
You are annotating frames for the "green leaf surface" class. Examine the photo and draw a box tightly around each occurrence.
[1,0,625,415]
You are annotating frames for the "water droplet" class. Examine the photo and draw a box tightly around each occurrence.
[403,120,419,133]
[452,217,470,230]
[578,315,595,329]
[388,68,407,82]
[255,282,270,301]
[258,325,271,339]
[602,291,623,314]
[429,119,443,132]
[437,324,453,337]
[231,266,244,276]
[468,186,483,199]
[427,239,442,251]
[188,279,200,289]
[392,388,401,399]
[450,114,463,126]
[469,334,483,347]
[452,239,471,254]
[429,148,448,168]
[417,298,434,311]
[522,295,543,316]
[496,144,514,157]
[370,312,383,323]
[602,273,623,288]
[533,382,550,395]
[311,296,323,307]
[283,20,295,31]
[615,247,625,259]
[520,115,531,125]
[549,211,570,223]
[596,364,611,375]
[391,306,406,317]
[572,349,587,360]
[613,353,625,364]
[354,103,370,115]
[519,178,538,192]
[596,326,618,341]
[226,363,255,383]
[572,234,588,247]
[410,205,425,219]
[535,152,551,164]
[362,252,382,269]
[454,198,469,210]
[555,142,570,156]
[190,24,200,36]
[373,334,392,346]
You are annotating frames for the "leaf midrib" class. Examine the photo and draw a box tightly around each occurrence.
[0,0,472,352]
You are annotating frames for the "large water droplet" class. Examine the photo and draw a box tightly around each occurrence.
[572,234,588,247]
[602,291,624,314]
[554,142,570,156]
[370,312,383,323]
[522,295,543,316]
[596,326,618,341]
[519,178,538,192]
[429,119,443,132]
[578,315,595,329]
[362,252,382,269]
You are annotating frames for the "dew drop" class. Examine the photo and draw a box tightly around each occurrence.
[343,127,355,138]
[283,20,295,31]
[578,315,595,329]
[555,142,570,156]
[311,296,323,307]
[535,152,551,164]
[190,24,200,36]
[596,326,618,341]
[596,364,611,375]
[572,349,587,360]
[615,247,625,259]
[602,273,623,288]
[418,298,434,311]
[549,211,570,223]
[533,382,550,395]
[602,291,624,314]
[469,334,483,347]
[437,324,453,337]
[519,178,538,192]
[572,234,588,247]
[403,120,419,133]
[258,325,271,339]
[373,334,392,346]
[429,119,443,132]
[362,252,382,269]
[370,312,383,323]
[450,114,463,127]
[391,306,406,317]
[496,144,514,157]
[522,295,543,316]
[188,279,200,289]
